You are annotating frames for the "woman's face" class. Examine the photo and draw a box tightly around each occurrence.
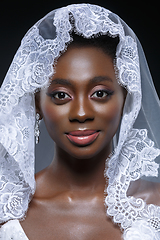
[38,46,125,160]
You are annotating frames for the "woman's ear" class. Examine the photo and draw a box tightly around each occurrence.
[35,91,43,119]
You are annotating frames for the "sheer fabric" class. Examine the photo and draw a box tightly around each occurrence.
[0,3,160,239]
[0,220,28,239]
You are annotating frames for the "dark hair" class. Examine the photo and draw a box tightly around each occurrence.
[39,14,119,61]
[70,32,119,61]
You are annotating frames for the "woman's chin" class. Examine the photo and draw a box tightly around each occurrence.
[55,140,111,162]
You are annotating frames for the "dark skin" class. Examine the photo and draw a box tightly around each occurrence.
[20,46,130,239]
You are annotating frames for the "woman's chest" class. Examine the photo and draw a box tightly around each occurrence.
[20,199,122,240]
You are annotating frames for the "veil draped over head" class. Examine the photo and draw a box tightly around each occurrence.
[0,3,160,239]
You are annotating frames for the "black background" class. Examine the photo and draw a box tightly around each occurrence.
[0,0,159,95]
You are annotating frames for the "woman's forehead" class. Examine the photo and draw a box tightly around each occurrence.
[49,46,117,87]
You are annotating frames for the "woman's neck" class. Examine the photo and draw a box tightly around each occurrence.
[47,144,111,194]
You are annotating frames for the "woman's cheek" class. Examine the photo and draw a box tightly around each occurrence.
[41,98,70,133]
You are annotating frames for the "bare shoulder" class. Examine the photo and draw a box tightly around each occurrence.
[20,167,58,239]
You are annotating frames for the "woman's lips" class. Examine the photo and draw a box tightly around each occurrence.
[66,130,100,146]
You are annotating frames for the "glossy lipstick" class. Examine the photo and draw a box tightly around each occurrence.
[66,130,99,146]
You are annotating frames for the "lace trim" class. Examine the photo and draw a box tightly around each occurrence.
[123,218,160,240]
[105,128,160,231]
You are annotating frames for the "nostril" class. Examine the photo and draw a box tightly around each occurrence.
[69,100,94,123]
[69,117,94,123]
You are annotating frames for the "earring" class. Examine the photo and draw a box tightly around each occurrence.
[35,113,41,144]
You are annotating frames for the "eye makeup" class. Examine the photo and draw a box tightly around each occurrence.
[91,89,114,99]
[90,84,114,101]
[46,77,114,105]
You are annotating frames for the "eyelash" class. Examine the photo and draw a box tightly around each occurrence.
[47,89,114,103]
[47,91,71,103]
[91,89,114,99]
[52,92,71,100]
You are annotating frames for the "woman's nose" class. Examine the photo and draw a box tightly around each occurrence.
[69,96,94,123]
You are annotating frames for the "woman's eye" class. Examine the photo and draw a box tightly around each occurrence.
[47,91,71,104]
[53,92,71,100]
[91,90,113,99]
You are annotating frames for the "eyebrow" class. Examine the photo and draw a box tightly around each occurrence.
[50,76,113,86]
[90,76,113,84]
[51,78,72,86]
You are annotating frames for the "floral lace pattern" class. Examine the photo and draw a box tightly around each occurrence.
[123,219,160,240]
[0,147,32,223]
[105,128,160,230]
[0,3,160,239]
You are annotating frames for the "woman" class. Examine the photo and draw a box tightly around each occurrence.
[0,3,160,240]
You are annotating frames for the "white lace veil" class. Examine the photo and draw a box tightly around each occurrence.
[0,3,160,239]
